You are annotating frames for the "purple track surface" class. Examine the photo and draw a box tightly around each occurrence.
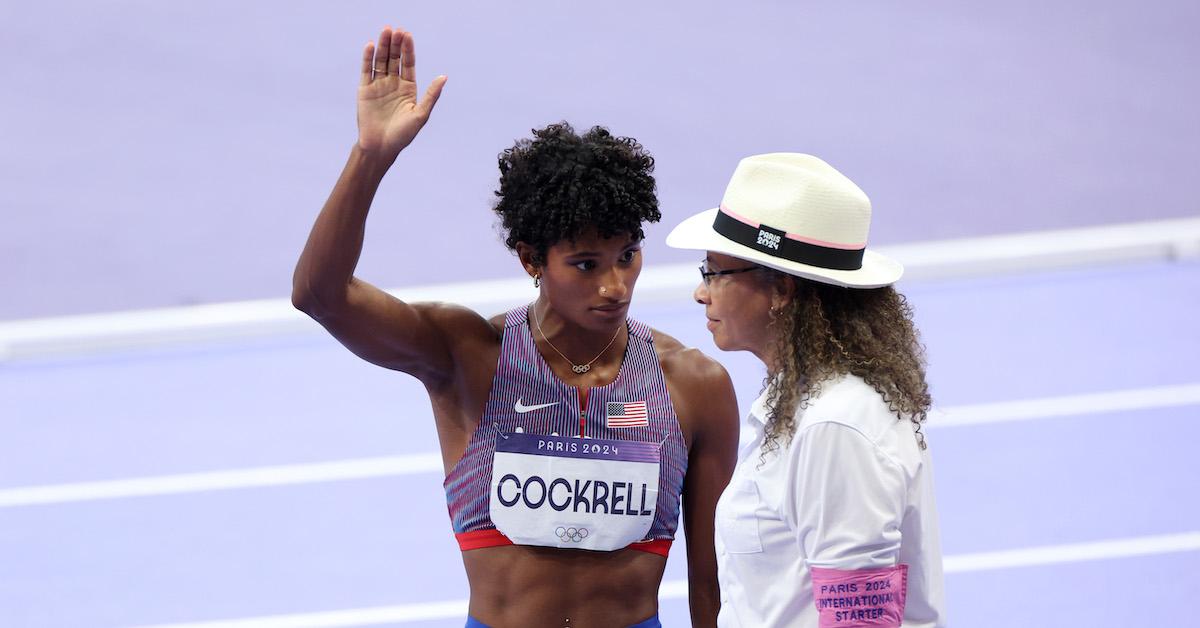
[2,260,1198,627]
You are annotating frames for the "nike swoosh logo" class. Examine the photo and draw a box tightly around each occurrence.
[514,399,560,413]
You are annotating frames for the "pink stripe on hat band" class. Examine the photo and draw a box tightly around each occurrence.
[719,204,866,251]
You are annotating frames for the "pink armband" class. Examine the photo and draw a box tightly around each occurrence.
[810,564,907,627]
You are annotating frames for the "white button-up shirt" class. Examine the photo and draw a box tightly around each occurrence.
[715,375,946,627]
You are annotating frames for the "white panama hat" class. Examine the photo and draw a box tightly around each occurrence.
[666,153,902,288]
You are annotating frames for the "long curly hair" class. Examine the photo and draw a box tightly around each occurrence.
[759,271,932,456]
[493,122,660,262]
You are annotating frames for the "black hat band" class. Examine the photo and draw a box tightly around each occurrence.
[712,209,865,271]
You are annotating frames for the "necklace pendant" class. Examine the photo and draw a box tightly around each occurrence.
[572,364,590,374]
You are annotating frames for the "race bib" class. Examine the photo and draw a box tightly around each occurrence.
[490,432,660,551]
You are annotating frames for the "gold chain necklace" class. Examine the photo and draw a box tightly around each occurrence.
[532,305,624,374]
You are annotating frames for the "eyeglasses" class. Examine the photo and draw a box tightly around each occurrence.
[698,263,763,286]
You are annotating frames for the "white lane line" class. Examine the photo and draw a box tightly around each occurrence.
[2,383,1196,508]
[932,382,1200,427]
[123,530,1200,628]
[0,455,443,508]
[943,531,1200,573]
[3,217,1199,362]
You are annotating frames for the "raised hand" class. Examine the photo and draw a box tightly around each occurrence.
[356,26,447,159]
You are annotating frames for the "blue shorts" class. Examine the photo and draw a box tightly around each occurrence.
[466,614,661,628]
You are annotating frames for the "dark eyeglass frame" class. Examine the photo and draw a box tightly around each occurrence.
[698,263,763,286]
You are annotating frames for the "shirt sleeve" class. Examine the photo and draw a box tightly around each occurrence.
[784,421,908,570]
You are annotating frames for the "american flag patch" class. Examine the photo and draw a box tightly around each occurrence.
[606,401,649,428]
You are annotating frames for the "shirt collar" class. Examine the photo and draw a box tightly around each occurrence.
[747,374,782,428]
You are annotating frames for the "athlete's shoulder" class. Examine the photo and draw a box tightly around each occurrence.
[650,327,733,392]
[650,327,739,449]
[487,311,507,334]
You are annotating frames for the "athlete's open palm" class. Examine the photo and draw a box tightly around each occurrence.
[357,26,446,158]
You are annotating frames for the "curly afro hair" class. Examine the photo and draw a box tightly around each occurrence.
[493,122,660,264]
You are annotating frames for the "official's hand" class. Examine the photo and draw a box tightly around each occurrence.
[356,26,446,158]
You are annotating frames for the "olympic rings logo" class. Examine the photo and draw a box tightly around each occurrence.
[555,526,590,542]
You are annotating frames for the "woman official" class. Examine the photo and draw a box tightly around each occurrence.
[666,153,946,627]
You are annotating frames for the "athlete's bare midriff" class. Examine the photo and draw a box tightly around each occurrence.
[427,314,714,627]
[462,544,666,627]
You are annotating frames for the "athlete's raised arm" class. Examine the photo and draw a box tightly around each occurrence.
[292,26,478,386]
